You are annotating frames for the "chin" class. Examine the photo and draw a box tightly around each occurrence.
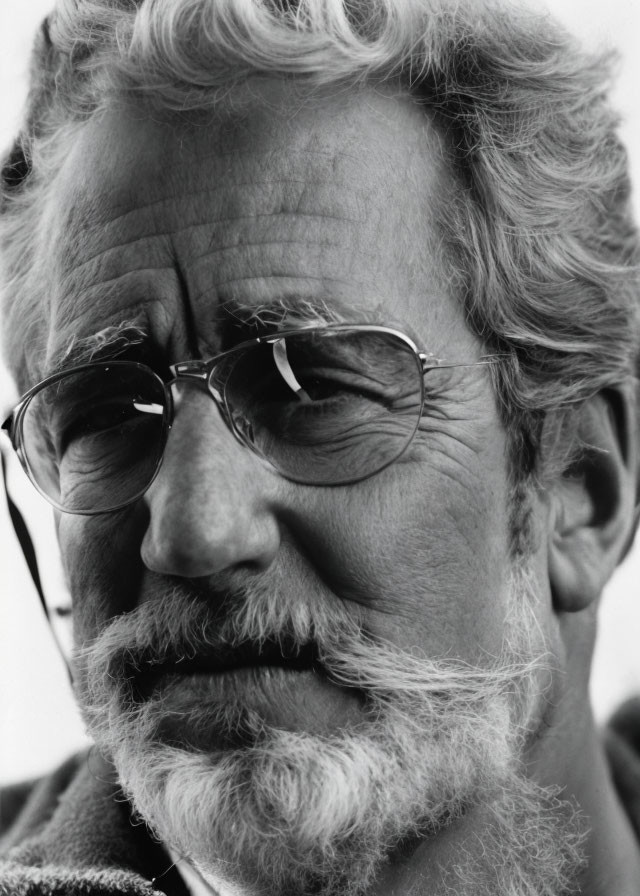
[104,700,515,895]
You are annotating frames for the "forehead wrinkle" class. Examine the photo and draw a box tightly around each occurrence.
[76,173,367,236]
[59,259,176,304]
[186,234,376,309]
[64,230,180,281]
[206,274,365,299]
[64,183,367,281]
[186,142,367,168]
[73,139,374,226]
[189,236,371,270]
[44,88,453,375]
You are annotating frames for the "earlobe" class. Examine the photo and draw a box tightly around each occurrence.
[547,388,638,613]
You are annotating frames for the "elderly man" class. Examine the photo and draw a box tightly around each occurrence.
[1,0,639,893]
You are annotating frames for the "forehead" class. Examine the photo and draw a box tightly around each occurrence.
[38,79,475,373]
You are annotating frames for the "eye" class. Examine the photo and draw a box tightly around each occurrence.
[24,365,165,460]
[53,393,153,455]
[262,363,394,405]
[271,334,420,406]
[70,395,141,431]
[222,332,422,457]
[17,362,167,511]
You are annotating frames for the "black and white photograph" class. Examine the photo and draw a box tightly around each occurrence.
[1,1,639,894]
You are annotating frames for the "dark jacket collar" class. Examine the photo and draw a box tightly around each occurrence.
[0,752,188,896]
[605,696,640,840]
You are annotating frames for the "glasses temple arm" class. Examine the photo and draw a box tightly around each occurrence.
[419,355,506,372]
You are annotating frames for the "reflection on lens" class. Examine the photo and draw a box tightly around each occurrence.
[224,329,424,484]
[20,364,167,512]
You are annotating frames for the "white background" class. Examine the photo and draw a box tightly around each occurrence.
[0,0,639,785]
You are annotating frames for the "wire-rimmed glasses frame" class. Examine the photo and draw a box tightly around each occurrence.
[1,324,501,515]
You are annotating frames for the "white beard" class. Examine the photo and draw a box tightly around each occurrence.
[75,564,585,896]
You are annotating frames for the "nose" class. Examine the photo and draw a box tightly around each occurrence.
[140,388,281,578]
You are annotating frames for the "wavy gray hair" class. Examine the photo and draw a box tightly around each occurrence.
[1,0,639,540]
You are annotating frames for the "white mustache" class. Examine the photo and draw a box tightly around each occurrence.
[75,576,545,738]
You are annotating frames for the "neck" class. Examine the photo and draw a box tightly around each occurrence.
[367,789,580,895]
[527,696,640,896]
[366,706,640,895]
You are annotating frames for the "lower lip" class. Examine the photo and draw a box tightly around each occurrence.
[145,666,366,748]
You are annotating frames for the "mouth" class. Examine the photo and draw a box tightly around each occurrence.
[132,636,329,701]
[127,636,366,744]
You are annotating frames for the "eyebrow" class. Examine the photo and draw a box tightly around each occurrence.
[45,296,414,378]
[48,322,148,376]
[220,294,371,332]
[221,295,430,355]
[46,300,340,378]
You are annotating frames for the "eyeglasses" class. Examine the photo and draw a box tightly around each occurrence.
[1,324,500,515]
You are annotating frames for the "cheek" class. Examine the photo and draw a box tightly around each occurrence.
[305,456,512,663]
[58,507,146,646]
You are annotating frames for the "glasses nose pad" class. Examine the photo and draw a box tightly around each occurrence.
[206,379,225,407]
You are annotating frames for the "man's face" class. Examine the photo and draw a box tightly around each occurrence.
[34,80,565,893]
[48,80,520,669]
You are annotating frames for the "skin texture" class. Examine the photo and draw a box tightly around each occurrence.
[27,79,640,892]
[49,83,515,669]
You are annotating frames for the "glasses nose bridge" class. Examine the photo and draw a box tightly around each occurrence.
[167,357,233,432]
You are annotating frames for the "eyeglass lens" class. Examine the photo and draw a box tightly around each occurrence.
[19,329,425,513]
[21,365,167,513]
[221,329,423,484]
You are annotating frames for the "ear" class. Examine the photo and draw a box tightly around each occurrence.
[547,386,639,613]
